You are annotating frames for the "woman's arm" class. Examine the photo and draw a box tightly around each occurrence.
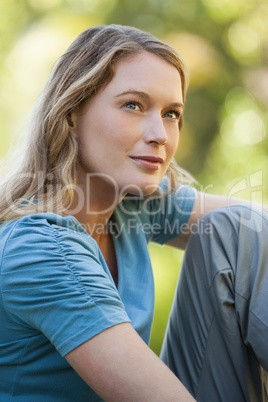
[169,191,268,250]
[65,322,195,401]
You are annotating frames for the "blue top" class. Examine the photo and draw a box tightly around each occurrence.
[0,184,196,401]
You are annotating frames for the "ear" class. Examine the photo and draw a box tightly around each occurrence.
[67,113,74,127]
[67,112,78,136]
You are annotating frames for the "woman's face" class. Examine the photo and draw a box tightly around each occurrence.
[73,51,183,198]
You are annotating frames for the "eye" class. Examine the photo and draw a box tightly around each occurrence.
[123,100,142,111]
[164,110,181,120]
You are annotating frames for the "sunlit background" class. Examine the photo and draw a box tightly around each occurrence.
[1,0,267,355]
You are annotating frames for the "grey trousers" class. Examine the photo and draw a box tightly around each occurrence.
[161,205,268,402]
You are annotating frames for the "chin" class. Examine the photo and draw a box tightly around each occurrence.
[124,181,160,198]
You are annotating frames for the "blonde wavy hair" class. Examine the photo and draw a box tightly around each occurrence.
[0,24,192,223]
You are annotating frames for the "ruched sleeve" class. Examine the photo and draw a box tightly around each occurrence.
[0,213,130,357]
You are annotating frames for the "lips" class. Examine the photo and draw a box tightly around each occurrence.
[130,155,164,163]
[130,155,164,170]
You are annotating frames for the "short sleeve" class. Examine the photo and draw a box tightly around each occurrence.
[0,214,130,357]
[140,184,197,244]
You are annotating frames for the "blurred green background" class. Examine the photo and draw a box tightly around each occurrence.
[0,0,267,356]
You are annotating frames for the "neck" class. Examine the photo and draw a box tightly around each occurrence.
[65,172,124,243]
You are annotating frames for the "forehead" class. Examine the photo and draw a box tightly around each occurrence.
[106,51,183,102]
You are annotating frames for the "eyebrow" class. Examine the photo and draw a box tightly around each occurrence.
[115,90,184,109]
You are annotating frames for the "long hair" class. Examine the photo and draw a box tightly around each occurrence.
[0,24,191,223]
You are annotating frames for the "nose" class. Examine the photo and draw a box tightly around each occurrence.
[143,113,167,145]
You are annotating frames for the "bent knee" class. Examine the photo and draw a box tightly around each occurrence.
[197,204,266,237]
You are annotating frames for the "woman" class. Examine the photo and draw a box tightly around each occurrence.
[0,24,267,401]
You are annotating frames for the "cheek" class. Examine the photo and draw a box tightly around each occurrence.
[108,123,140,151]
[167,134,179,160]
